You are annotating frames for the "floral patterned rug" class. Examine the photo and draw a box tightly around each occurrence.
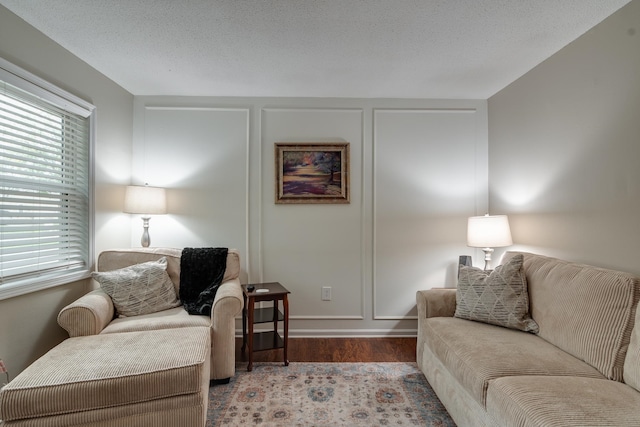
[207,362,456,426]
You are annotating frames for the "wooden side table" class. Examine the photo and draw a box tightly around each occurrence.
[241,282,290,371]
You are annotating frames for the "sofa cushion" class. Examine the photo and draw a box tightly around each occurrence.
[623,304,640,391]
[92,257,181,317]
[486,375,640,427]
[101,306,211,334]
[510,252,640,382]
[0,328,210,422]
[455,254,538,333]
[422,317,604,406]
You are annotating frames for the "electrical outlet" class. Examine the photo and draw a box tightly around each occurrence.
[321,286,331,301]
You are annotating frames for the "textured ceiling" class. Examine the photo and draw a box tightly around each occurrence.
[0,0,632,98]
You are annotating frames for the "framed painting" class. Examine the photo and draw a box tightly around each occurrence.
[275,142,350,204]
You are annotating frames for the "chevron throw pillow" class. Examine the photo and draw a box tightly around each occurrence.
[455,253,538,333]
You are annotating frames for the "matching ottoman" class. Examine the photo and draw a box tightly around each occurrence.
[0,327,211,427]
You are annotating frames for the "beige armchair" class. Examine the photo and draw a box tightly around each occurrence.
[57,247,244,382]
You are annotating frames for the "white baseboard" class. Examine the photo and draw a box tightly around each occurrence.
[236,328,417,338]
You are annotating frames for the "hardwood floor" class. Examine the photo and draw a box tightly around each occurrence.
[235,337,417,363]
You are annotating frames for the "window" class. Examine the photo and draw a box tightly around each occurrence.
[0,57,95,299]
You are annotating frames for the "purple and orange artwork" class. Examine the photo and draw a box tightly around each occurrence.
[275,143,350,204]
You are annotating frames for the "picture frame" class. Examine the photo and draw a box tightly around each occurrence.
[275,142,350,204]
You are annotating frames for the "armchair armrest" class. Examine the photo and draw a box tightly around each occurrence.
[416,288,457,319]
[57,289,115,337]
[209,277,244,380]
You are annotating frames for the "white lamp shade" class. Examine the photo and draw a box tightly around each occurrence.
[467,215,513,248]
[123,185,167,215]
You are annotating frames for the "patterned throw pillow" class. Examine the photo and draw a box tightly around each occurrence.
[454,254,539,333]
[92,257,181,317]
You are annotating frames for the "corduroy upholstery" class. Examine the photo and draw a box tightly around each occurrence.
[417,252,640,427]
[57,248,244,381]
[486,376,640,427]
[423,316,604,406]
[512,251,640,381]
[0,327,211,427]
[624,306,640,391]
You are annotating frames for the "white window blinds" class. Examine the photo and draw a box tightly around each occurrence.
[0,58,94,298]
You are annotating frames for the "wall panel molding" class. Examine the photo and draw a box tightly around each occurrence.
[140,105,251,279]
[133,97,486,335]
[372,108,479,320]
[260,107,366,320]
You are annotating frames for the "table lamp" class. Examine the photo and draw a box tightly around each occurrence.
[467,214,513,270]
[123,184,167,247]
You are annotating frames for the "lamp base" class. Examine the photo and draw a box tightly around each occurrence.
[141,216,151,248]
[482,247,494,271]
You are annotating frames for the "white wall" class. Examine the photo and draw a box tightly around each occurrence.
[488,1,640,273]
[134,97,488,336]
[0,6,134,375]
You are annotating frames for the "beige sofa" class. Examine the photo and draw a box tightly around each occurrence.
[417,251,640,426]
[58,247,244,382]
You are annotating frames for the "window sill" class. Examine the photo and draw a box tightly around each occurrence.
[0,270,92,300]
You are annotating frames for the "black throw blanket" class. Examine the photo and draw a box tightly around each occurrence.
[180,247,228,316]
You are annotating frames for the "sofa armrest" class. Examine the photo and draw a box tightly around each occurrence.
[416,288,457,319]
[210,277,244,379]
[57,289,115,337]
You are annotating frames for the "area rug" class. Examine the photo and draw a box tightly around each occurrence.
[207,362,456,426]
